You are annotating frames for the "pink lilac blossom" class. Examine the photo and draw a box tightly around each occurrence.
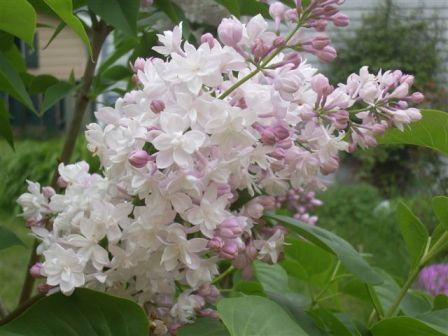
[419,264,448,296]
[17,1,423,334]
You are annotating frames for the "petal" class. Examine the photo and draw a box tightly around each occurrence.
[160,112,187,134]
[152,134,173,151]
[173,148,191,168]
[182,131,206,153]
[156,150,174,169]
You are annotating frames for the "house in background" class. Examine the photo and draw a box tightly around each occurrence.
[9,14,88,136]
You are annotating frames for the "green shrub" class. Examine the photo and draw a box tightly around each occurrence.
[0,138,99,213]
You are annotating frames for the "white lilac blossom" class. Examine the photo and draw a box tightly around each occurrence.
[18,1,424,334]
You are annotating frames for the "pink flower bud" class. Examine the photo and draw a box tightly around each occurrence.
[216,184,232,197]
[332,13,349,27]
[282,52,301,68]
[261,129,277,145]
[37,283,52,294]
[217,217,243,239]
[218,18,243,47]
[274,74,301,94]
[269,2,286,29]
[245,200,264,219]
[150,99,165,113]
[313,19,328,32]
[200,33,215,48]
[277,139,293,149]
[220,241,239,259]
[208,236,224,250]
[129,150,152,168]
[271,147,286,159]
[320,156,339,175]
[273,36,285,47]
[311,35,330,50]
[30,263,44,278]
[200,309,219,319]
[197,284,220,303]
[285,8,298,22]
[272,125,290,140]
[57,176,68,188]
[372,123,387,135]
[409,92,424,104]
[316,45,337,63]
[311,74,332,96]
[42,186,55,199]
[255,195,276,210]
[251,38,269,59]
[132,57,145,73]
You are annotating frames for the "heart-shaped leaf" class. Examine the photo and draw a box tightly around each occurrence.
[0,288,149,335]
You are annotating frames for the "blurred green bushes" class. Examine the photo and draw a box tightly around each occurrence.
[0,139,99,213]
[316,183,440,279]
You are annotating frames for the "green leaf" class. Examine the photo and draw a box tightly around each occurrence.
[87,0,139,37]
[380,109,448,156]
[253,261,288,293]
[396,201,429,269]
[266,213,383,285]
[371,316,448,336]
[433,295,448,310]
[0,288,149,335]
[177,318,230,336]
[432,196,448,231]
[217,295,309,336]
[153,0,193,39]
[418,309,448,330]
[43,21,66,49]
[0,52,36,113]
[42,0,92,57]
[98,37,136,73]
[0,99,14,149]
[308,309,360,336]
[233,280,265,296]
[0,225,24,250]
[27,74,59,94]
[101,65,132,81]
[0,0,36,45]
[41,81,74,114]
[214,0,269,17]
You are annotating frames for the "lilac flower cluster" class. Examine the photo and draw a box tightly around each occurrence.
[17,1,423,334]
[419,264,448,296]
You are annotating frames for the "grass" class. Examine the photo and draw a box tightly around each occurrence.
[0,211,33,312]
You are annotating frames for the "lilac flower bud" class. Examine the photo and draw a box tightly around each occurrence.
[217,217,243,239]
[220,241,239,259]
[42,186,56,199]
[217,184,232,197]
[271,147,286,159]
[311,74,332,96]
[199,309,219,319]
[208,236,224,250]
[245,200,264,218]
[409,92,424,104]
[251,38,269,59]
[197,284,220,303]
[255,195,276,210]
[296,0,302,9]
[150,99,165,113]
[132,57,145,73]
[313,19,328,32]
[320,156,339,175]
[277,139,293,149]
[273,36,285,48]
[311,35,331,50]
[129,150,152,168]
[316,45,337,63]
[200,33,215,48]
[217,18,243,47]
[272,125,290,140]
[37,283,52,294]
[401,74,415,86]
[282,52,301,68]
[332,13,349,27]
[274,74,301,94]
[57,176,68,188]
[269,2,286,30]
[261,129,277,145]
[372,124,387,135]
[30,262,44,278]
[285,9,298,22]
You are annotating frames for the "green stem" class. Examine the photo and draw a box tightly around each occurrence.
[212,265,235,285]
[218,22,303,100]
[385,232,448,317]
[310,261,341,308]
